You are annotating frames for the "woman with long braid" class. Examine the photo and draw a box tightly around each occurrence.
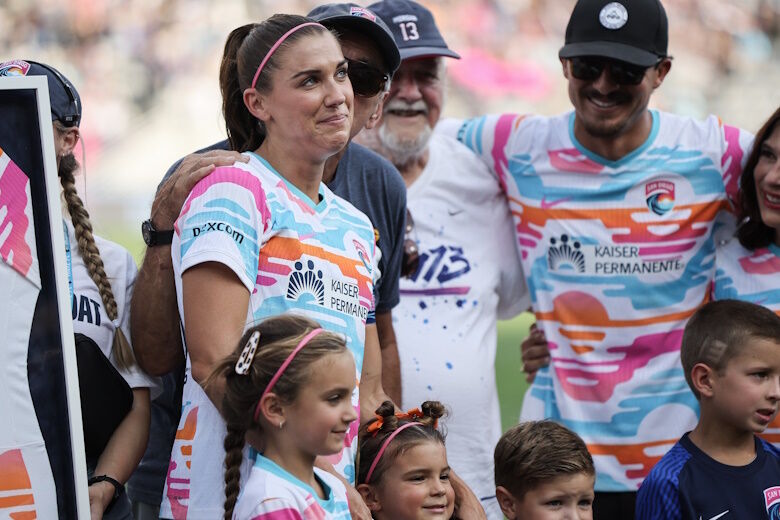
[6,59,155,520]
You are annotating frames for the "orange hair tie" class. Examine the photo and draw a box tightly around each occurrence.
[366,407,438,436]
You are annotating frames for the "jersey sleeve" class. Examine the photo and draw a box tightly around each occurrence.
[366,235,378,325]
[175,164,271,292]
[717,117,754,210]
[245,497,304,520]
[438,114,528,194]
[635,469,682,520]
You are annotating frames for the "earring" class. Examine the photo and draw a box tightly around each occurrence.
[279,420,284,429]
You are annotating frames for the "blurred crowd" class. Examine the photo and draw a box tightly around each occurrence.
[3,0,779,238]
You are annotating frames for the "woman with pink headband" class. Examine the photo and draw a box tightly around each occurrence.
[160,14,385,520]
[356,400,456,520]
[208,314,355,519]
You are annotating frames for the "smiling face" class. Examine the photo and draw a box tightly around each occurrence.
[371,441,455,520]
[710,338,780,435]
[501,472,595,520]
[563,57,670,155]
[252,31,354,162]
[377,57,444,165]
[754,124,780,245]
[283,350,357,456]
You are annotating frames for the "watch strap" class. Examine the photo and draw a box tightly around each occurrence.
[142,219,174,246]
[88,474,123,500]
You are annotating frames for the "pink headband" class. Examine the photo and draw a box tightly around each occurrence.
[253,328,324,422]
[364,422,423,483]
[250,22,325,89]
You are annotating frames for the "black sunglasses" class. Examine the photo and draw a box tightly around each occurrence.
[401,209,420,278]
[347,59,389,98]
[569,56,661,86]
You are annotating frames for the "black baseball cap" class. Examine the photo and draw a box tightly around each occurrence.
[0,59,82,126]
[308,3,401,73]
[559,0,668,67]
[368,0,460,61]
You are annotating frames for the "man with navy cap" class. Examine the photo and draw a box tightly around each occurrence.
[127,5,409,519]
[442,0,754,518]
[359,2,529,519]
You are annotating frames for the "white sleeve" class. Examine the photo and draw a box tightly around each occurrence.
[177,166,271,292]
[494,198,529,319]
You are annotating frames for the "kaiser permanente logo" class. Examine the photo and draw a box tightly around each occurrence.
[286,259,367,320]
[546,234,686,276]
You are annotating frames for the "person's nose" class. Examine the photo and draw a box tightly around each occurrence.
[343,403,358,425]
[393,72,423,103]
[768,375,780,402]
[590,65,619,94]
[324,75,348,108]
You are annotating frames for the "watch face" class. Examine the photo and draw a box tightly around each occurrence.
[142,220,153,245]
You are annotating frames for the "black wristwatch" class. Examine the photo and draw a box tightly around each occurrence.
[141,219,173,246]
[88,474,123,508]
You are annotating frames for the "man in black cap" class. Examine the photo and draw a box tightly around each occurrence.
[441,0,754,518]
[358,2,529,519]
[127,5,408,519]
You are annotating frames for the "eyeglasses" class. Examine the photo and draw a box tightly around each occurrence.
[347,58,389,98]
[569,56,661,86]
[401,209,420,278]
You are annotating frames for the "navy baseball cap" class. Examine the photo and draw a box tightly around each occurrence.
[368,0,460,60]
[308,3,401,73]
[559,0,668,67]
[0,59,81,126]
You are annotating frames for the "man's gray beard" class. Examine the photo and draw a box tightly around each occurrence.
[377,122,432,168]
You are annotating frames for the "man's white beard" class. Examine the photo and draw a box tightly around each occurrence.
[377,99,433,167]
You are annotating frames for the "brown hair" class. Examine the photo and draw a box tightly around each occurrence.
[357,400,446,485]
[494,420,594,500]
[218,15,329,152]
[682,299,780,399]
[737,106,780,250]
[56,121,135,370]
[208,314,347,520]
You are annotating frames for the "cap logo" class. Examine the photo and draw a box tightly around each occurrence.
[0,60,31,77]
[350,6,376,22]
[392,14,418,23]
[599,2,628,30]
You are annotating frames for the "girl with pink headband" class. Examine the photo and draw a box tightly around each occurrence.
[356,400,456,519]
[208,314,356,519]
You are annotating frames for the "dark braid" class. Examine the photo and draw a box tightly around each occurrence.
[58,128,135,370]
[223,422,249,520]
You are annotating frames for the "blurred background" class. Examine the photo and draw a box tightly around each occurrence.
[4,0,779,429]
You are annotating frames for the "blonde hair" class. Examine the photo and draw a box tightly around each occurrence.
[56,121,135,370]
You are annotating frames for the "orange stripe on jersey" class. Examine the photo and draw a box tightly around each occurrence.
[0,450,32,491]
[0,494,34,508]
[10,512,36,520]
[536,290,708,328]
[175,407,198,441]
[519,201,727,243]
[588,438,678,483]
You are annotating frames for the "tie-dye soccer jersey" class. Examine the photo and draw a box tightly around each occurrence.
[233,454,351,520]
[714,237,780,443]
[453,110,752,491]
[161,153,375,519]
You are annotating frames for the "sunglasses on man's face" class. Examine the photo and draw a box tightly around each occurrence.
[347,59,389,98]
[569,57,658,86]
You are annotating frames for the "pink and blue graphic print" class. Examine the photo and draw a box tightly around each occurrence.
[0,148,38,287]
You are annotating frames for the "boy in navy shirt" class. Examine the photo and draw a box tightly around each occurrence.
[637,300,780,519]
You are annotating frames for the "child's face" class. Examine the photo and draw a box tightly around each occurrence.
[284,350,357,455]
[371,441,455,520]
[710,338,780,433]
[499,472,595,520]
